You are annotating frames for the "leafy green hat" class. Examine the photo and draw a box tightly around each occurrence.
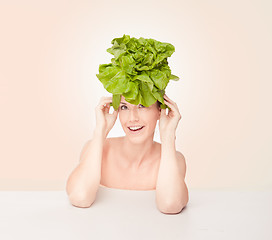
[96,34,180,110]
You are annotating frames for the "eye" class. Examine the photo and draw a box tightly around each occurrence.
[120,105,127,110]
[139,104,145,108]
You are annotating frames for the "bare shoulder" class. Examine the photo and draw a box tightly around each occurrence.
[78,137,119,163]
[102,136,124,155]
[105,136,123,146]
[175,150,187,179]
[176,150,185,160]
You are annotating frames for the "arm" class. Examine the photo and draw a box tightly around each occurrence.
[156,94,189,214]
[66,130,106,208]
[66,96,118,208]
[156,133,188,214]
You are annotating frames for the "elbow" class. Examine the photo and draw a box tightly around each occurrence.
[70,198,94,208]
[65,179,97,208]
[68,191,96,208]
[157,196,189,214]
[157,202,187,214]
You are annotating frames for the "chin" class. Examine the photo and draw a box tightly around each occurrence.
[125,130,154,144]
[126,135,146,144]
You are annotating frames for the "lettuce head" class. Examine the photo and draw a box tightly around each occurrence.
[96,34,180,110]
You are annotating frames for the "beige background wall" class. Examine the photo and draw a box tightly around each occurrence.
[0,0,271,190]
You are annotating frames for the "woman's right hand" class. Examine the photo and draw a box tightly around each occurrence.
[94,96,118,138]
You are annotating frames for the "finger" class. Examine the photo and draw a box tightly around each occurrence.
[105,104,111,114]
[160,108,167,117]
[163,99,182,119]
[163,99,175,110]
[164,95,177,106]
[112,109,118,116]
[100,104,110,112]
[107,105,119,115]
[164,94,178,105]
[101,96,112,100]
[97,99,114,110]
[164,96,180,111]
[164,102,179,116]
[99,97,113,105]
[164,94,171,101]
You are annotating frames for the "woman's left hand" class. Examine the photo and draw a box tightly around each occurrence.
[159,94,182,140]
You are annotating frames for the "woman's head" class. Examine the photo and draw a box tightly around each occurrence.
[118,95,161,143]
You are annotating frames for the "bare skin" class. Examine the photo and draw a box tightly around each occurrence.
[97,95,162,190]
[67,94,188,212]
[100,136,161,190]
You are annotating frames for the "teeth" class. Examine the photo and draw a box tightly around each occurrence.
[129,126,143,130]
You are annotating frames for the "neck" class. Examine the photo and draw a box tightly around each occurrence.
[121,135,156,169]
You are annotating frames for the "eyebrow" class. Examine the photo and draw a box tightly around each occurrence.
[120,102,146,107]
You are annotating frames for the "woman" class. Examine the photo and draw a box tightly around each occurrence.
[66,94,189,214]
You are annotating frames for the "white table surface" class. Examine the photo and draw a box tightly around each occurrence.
[0,186,271,240]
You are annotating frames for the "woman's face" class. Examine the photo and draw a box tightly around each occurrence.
[118,95,161,142]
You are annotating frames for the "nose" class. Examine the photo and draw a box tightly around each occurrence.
[129,108,139,122]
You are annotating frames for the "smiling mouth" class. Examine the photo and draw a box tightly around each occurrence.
[128,126,144,132]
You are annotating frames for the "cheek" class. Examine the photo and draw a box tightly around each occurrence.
[118,112,127,125]
[151,109,160,119]
[145,113,159,126]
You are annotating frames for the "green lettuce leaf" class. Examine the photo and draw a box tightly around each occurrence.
[96,34,180,110]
